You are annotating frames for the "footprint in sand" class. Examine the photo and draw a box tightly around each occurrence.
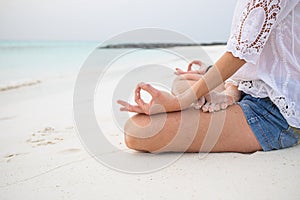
[3,153,28,162]
[0,116,16,121]
[27,126,65,147]
[58,148,81,154]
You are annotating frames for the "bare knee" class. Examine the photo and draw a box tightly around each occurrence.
[124,115,153,152]
[124,135,149,152]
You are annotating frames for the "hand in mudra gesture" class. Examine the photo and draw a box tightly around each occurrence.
[117,82,181,115]
[173,60,208,109]
[118,60,240,115]
[174,60,207,75]
[117,61,206,115]
[173,60,240,112]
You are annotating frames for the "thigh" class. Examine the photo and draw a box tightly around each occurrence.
[125,104,262,153]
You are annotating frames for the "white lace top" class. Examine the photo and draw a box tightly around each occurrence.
[226,0,300,128]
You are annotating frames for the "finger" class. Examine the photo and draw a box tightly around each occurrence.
[179,74,201,81]
[120,106,143,113]
[176,70,200,75]
[187,60,203,71]
[193,60,203,66]
[135,83,153,114]
[118,100,144,113]
[185,71,200,74]
[187,62,193,71]
[121,105,144,113]
[120,107,127,111]
[175,68,185,74]
[175,67,203,76]
[134,84,147,107]
[117,100,133,111]
[138,82,159,97]
[117,99,131,107]
[175,68,200,75]
[197,68,207,75]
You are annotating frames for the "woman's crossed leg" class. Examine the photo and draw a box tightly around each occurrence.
[124,105,262,153]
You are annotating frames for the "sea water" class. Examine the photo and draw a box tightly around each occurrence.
[0,41,187,87]
[0,41,216,93]
[0,41,99,87]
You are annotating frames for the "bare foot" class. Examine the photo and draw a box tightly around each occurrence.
[192,97,206,109]
[201,91,235,112]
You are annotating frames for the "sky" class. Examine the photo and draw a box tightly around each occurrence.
[0,0,237,42]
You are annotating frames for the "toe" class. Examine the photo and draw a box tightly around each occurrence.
[202,102,210,112]
[213,104,221,112]
[208,103,215,113]
[220,102,228,110]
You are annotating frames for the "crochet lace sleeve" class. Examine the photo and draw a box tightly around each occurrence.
[226,0,282,64]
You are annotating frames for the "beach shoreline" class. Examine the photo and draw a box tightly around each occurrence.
[1,44,300,200]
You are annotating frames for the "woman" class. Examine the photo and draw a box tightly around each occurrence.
[117,0,300,153]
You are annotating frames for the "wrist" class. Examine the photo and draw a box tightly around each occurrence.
[205,65,213,73]
[177,89,197,110]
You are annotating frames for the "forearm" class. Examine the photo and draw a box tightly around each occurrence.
[178,52,245,108]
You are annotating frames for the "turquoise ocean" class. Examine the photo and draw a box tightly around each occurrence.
[0,41,99,86]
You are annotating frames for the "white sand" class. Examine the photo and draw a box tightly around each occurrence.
[1,46,300,200]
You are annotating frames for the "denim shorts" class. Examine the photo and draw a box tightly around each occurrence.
[238,93,300,151]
